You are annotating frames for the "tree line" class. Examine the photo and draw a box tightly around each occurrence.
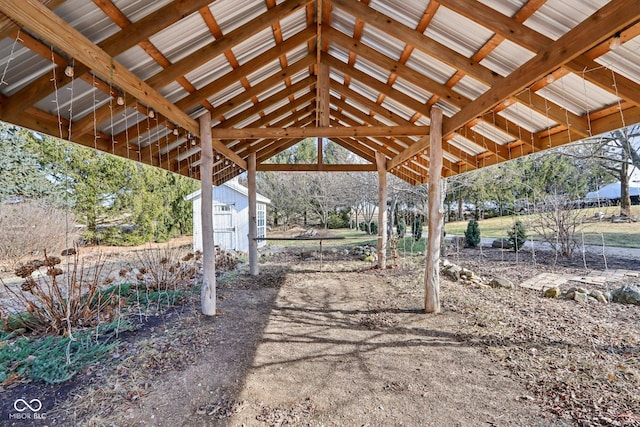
[0,124,198,247]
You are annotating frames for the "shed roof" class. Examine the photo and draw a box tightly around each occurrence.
[1,0,639,186]
[186,179,271,204]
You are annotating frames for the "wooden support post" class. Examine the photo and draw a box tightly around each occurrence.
[199,112,216,316]
[248,152,259,276]
[425,108,443,314]
[376,151,387,269]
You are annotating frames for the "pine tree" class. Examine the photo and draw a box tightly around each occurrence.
[464,218,481,248]
[507,220,527,252]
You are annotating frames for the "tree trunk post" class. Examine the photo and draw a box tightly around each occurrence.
[425,107,443,314]
[248,152,259,276]
[199,112,216,316]
[376,151,387,269]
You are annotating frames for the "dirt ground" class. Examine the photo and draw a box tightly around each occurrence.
[2,242,639,426]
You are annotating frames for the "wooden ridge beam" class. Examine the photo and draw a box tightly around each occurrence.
[212,125,430,139]
[257,163,376,172]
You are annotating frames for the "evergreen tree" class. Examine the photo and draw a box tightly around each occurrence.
[507,220,527,252]
[464,218,481,248]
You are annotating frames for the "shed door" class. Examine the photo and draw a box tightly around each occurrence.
[213,204,235,250]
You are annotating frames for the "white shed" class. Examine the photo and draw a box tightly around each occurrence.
[186,179,270,253]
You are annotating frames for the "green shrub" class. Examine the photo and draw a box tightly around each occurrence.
[397,218,406,238]
[327,213,348,229]
[358,222,378,235]
[464,219,481,248]
[412,219,423,241]
[507,220,528,252]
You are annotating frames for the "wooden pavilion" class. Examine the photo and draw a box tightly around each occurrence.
[1,0,639,313]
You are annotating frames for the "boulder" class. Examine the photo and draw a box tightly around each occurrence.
[444,264,462,281]
[610,285,640,305]
[492,238,513,249]
[544,287,561,298]
[589,289,608,304]
[489,277,515,290]
[574,291,589,303]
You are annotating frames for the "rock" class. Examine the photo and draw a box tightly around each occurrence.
[492,238,513,249]
[461,268,474,279]
[444,264,462,281]
[576,287,588,295]
[574,291,589,303]
[476,284,491,290]
[610,285,640,305]
[441,259,452,268]
[363,255,375,263]
[489,277,515,290]
[544,287,561,298]
[589,289,608,304]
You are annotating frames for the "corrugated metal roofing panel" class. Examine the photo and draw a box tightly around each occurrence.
[536,73,620,116]
[210,81,245,108]
[330,7,356,37]
[380,97,414,121]
[360,23,405,62]
[392,77,432,103]
[159,81,190,104]
[472,121,515,145]
[208,0,267,35]
[148,11,214,64]
[0,39,53,97]
[434,99,460,117]
[115,46,163,81]
[54,0,119,43]
[113,0,173,23]
[280,8,308,40]
[348,80,378,103]
[289,68,311,84]
[452,75,490,100]
[354,56,391,84]
[523,0,608,40]
[477,0,525,18]
[405,49,456,85]
[286,43,309,64]
[327,43,350,64]
[426,6,494,58]
[414,115,430,126]
[257,82,288,102]
[262,98,290,116]
[232,27,276,65]
[233,114,260,129]
[374,115,396,127]
[340,109,365,125]
[34,79,109,121]
[498,102,557,133]
[595,35,640,86]
[449,134,487,156]
[221,99,254,120]
[97,107,145,138]
[369,0,425,29]
[184,54,233,90]
[443,151,460,163]
[246,58,282,86]
[480,39,536,77]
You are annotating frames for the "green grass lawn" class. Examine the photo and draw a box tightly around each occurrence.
[444,205,640,248]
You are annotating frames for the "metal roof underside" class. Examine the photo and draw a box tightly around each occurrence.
[1,0,640,186]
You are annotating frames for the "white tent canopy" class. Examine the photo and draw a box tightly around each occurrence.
[586,182,640,199]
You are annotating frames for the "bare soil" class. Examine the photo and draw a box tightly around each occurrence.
[2,242,639,426]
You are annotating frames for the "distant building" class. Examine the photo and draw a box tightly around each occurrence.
[186,179,270,252]
[585,181,640,205]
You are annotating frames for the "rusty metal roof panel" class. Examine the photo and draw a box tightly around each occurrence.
[536,73,620,116]
[208,0,267,35]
